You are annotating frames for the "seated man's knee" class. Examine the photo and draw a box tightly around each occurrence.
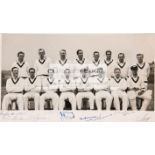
[107,93,113,100]
[112,93,118,98]
[127,92,136,100]
[144,90,152,100]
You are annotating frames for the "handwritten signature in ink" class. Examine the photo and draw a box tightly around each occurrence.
[79,113,113,121]
[59,111,75,120]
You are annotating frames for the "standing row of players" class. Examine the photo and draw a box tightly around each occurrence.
[2,48,152,110]
[11,48,150,80]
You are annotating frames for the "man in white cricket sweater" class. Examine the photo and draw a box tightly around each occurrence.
[73,49,88,79]
[23,68,41,110]
[59,68,77,110]
[109,68,129,110]
[103,50,116,79]
[94,67,112,110]
[52,49,72,81]
[12,51,29,79]
[34,48,51,78]
[127,65,152,110]
[76,67,94,110]
[115,53,130,79]
[136,53,150,80]
[2,67,24,110]
[40,68,59,110]
[89,51,107,78]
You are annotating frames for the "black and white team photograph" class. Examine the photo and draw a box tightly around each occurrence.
[1,34,154,113]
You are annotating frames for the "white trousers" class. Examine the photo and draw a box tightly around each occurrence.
[127,90,152,111]
[2,93,24,110]
[76,92,94,110]
[111,91,129,111]
[40,92,59,110]
[95,91,113,110]
[59,92,76,110]
[23,92,40,110]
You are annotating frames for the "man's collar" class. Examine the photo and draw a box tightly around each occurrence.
[39,58,46,64]
[17,61,25,68]
[97,76,104,83]
[65,79,71,84]
[11,77,20,84]
[137,62,145,69]
[113,77,122,83]
[59,59,67,65]
[81,77,88,84]
[76,58,85,64]
[47,77,54,84]
[104,59,113,66]
[29,77,36,84]
[93,59,100,66]
[131,76,139,83]
[117,61,126,68]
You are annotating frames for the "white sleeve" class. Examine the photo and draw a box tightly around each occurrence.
[103,64,108,78]
[126,64,130,77]
[140,78,147,91]
[48,81,59,91]
[127,78,133,89]
[84,79,93,91]
[42,79,49,92]
[76,79,84,91]
[26,62,30,76]
[109,79,113,91]
[109,79,116,91]
[24,80,30,92]
[6,79,13,93]
[120,79,127,91]
[128,67,132,77]
[18,79,24,92]
[103,79,110,90]
[59,81,64,91]
[108,64,115,78]
[34,79,41,92]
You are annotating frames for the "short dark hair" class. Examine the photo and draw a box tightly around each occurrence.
[105,50,112,55]
[77,49,83,55]
[64,68,70,72]
[17,51,25,57]
[130,65,138,71]
[136,53,144,57]
[80,67,89,73]
[60,49,66,52]
[11,67,18,72]
[114,67,121,72]
[38,48,45,53]
[93,51,99,55]
[48,68,54,73]
[118,53,125,57]
[97,67,103,72]
[29,68,35,73]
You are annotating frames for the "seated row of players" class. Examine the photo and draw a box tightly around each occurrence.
[2,64,152,111]
[11,48,150,80]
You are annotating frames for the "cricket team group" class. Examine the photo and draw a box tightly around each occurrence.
[1,48,152,111]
